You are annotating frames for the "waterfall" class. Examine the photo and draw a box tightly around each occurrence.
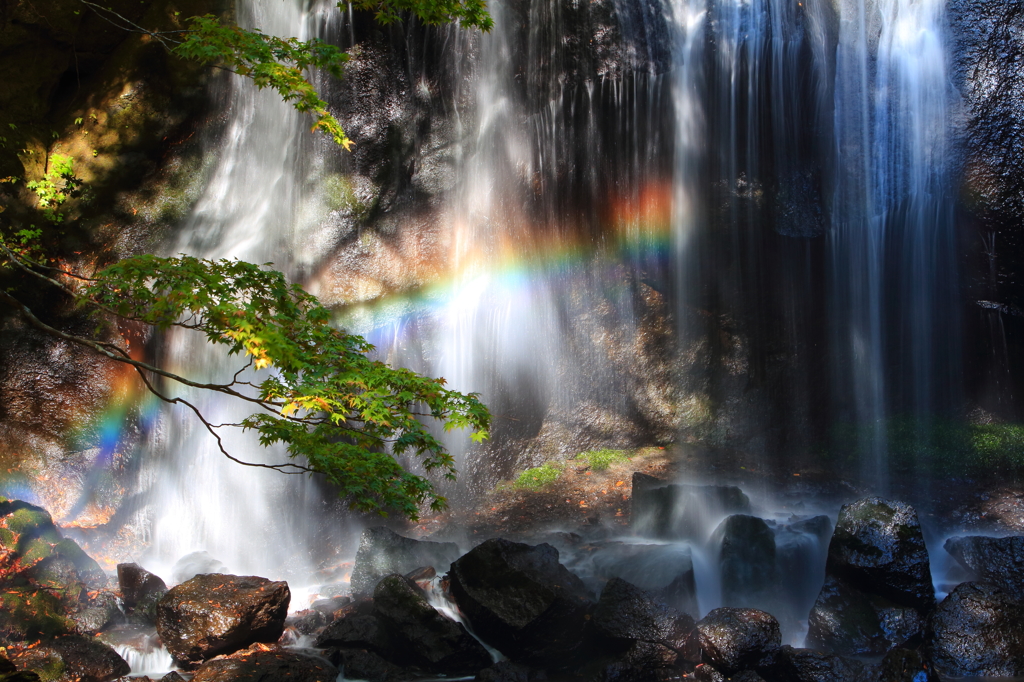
[133,0,358,582]
[124,0,960,577]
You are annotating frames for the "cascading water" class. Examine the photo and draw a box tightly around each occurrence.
[132,0,360,583]
[121,0,962,640]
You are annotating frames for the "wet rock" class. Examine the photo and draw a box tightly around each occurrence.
[631,474,751,540]
[117,563,168,608]
[573,640,679,682]
[171,551,228,584]
[448,538,594,666]
[713,515,777,611]
[7,635,129,682]
[190,645,338,682]
[160,673,186,682]
[70,589,122,635]
[730,672,766,682]
[877,647,934,682]
[372,574,492,675]
[156,574,290,667]
[349,527,461,596]
[944,535,1024,600]
[930,581,1024,677]
[760,645,871,682]
[592,577,694,649]
[696,608,781,675]
[310,595,351,616]
[807,498,933,655]
[825,498,934,611]
[693,663,726,682]
[575,542,699,616]
[806,575,925,656]
[286,609,327,635]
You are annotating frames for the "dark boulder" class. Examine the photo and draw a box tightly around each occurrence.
[447,538,593,666]
[944,535,1024,600]
[713,515,777,611]
[825,498,934,611]
[592,577,694,649]
[696,608,781,675]
[350,527,461,596]
[930,581,1024,677]
[573,541,698,616]
[0,654,40,682]
[807,498,933,656]
[631,474,750,540]
[7,635,129,682]
[316,612,397,654]
[806,575,925,656]
[286,609,328,635]
[190,645,338,682]
[156,574,290,667]
[330,648,411,682]
[475,661,544,682]
[372,574,492,675]
[760,645,872,682]
[877,648,935,682]
[693,664,726,682]
[572,640,679,682]
[117,562,168,608]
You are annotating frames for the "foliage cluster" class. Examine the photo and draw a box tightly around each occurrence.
[23,154,80,224]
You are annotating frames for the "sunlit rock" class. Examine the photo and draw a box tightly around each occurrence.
[155,574,290,667]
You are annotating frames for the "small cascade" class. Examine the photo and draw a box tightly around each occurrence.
[109,638,176,678]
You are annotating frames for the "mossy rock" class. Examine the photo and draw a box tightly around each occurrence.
[0,587,73,641]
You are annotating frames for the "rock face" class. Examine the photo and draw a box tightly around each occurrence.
[930,581,1024,677]
[447,538,593,666]
[0,500,106,589]
[696,608,781,675]
[156,574,290,667]
[713,515,777,611]
[349,527,461,596]
[7,635,129,682]
[190,646,339,682]
[631,474,751,539]
[944,535,1024,600]
[807,498,933,655]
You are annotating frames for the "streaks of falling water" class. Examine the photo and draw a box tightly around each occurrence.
[829,0,957,486]
[136,0,357,582]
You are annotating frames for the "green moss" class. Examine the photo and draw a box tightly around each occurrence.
[4,508,55,537]
[0,588,72,640]
[826,417,1024,478]
[321,173,369,218]
[575,448,633,471]
[515,462,563,490]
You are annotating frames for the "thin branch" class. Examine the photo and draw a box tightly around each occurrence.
[76,0,186,49]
